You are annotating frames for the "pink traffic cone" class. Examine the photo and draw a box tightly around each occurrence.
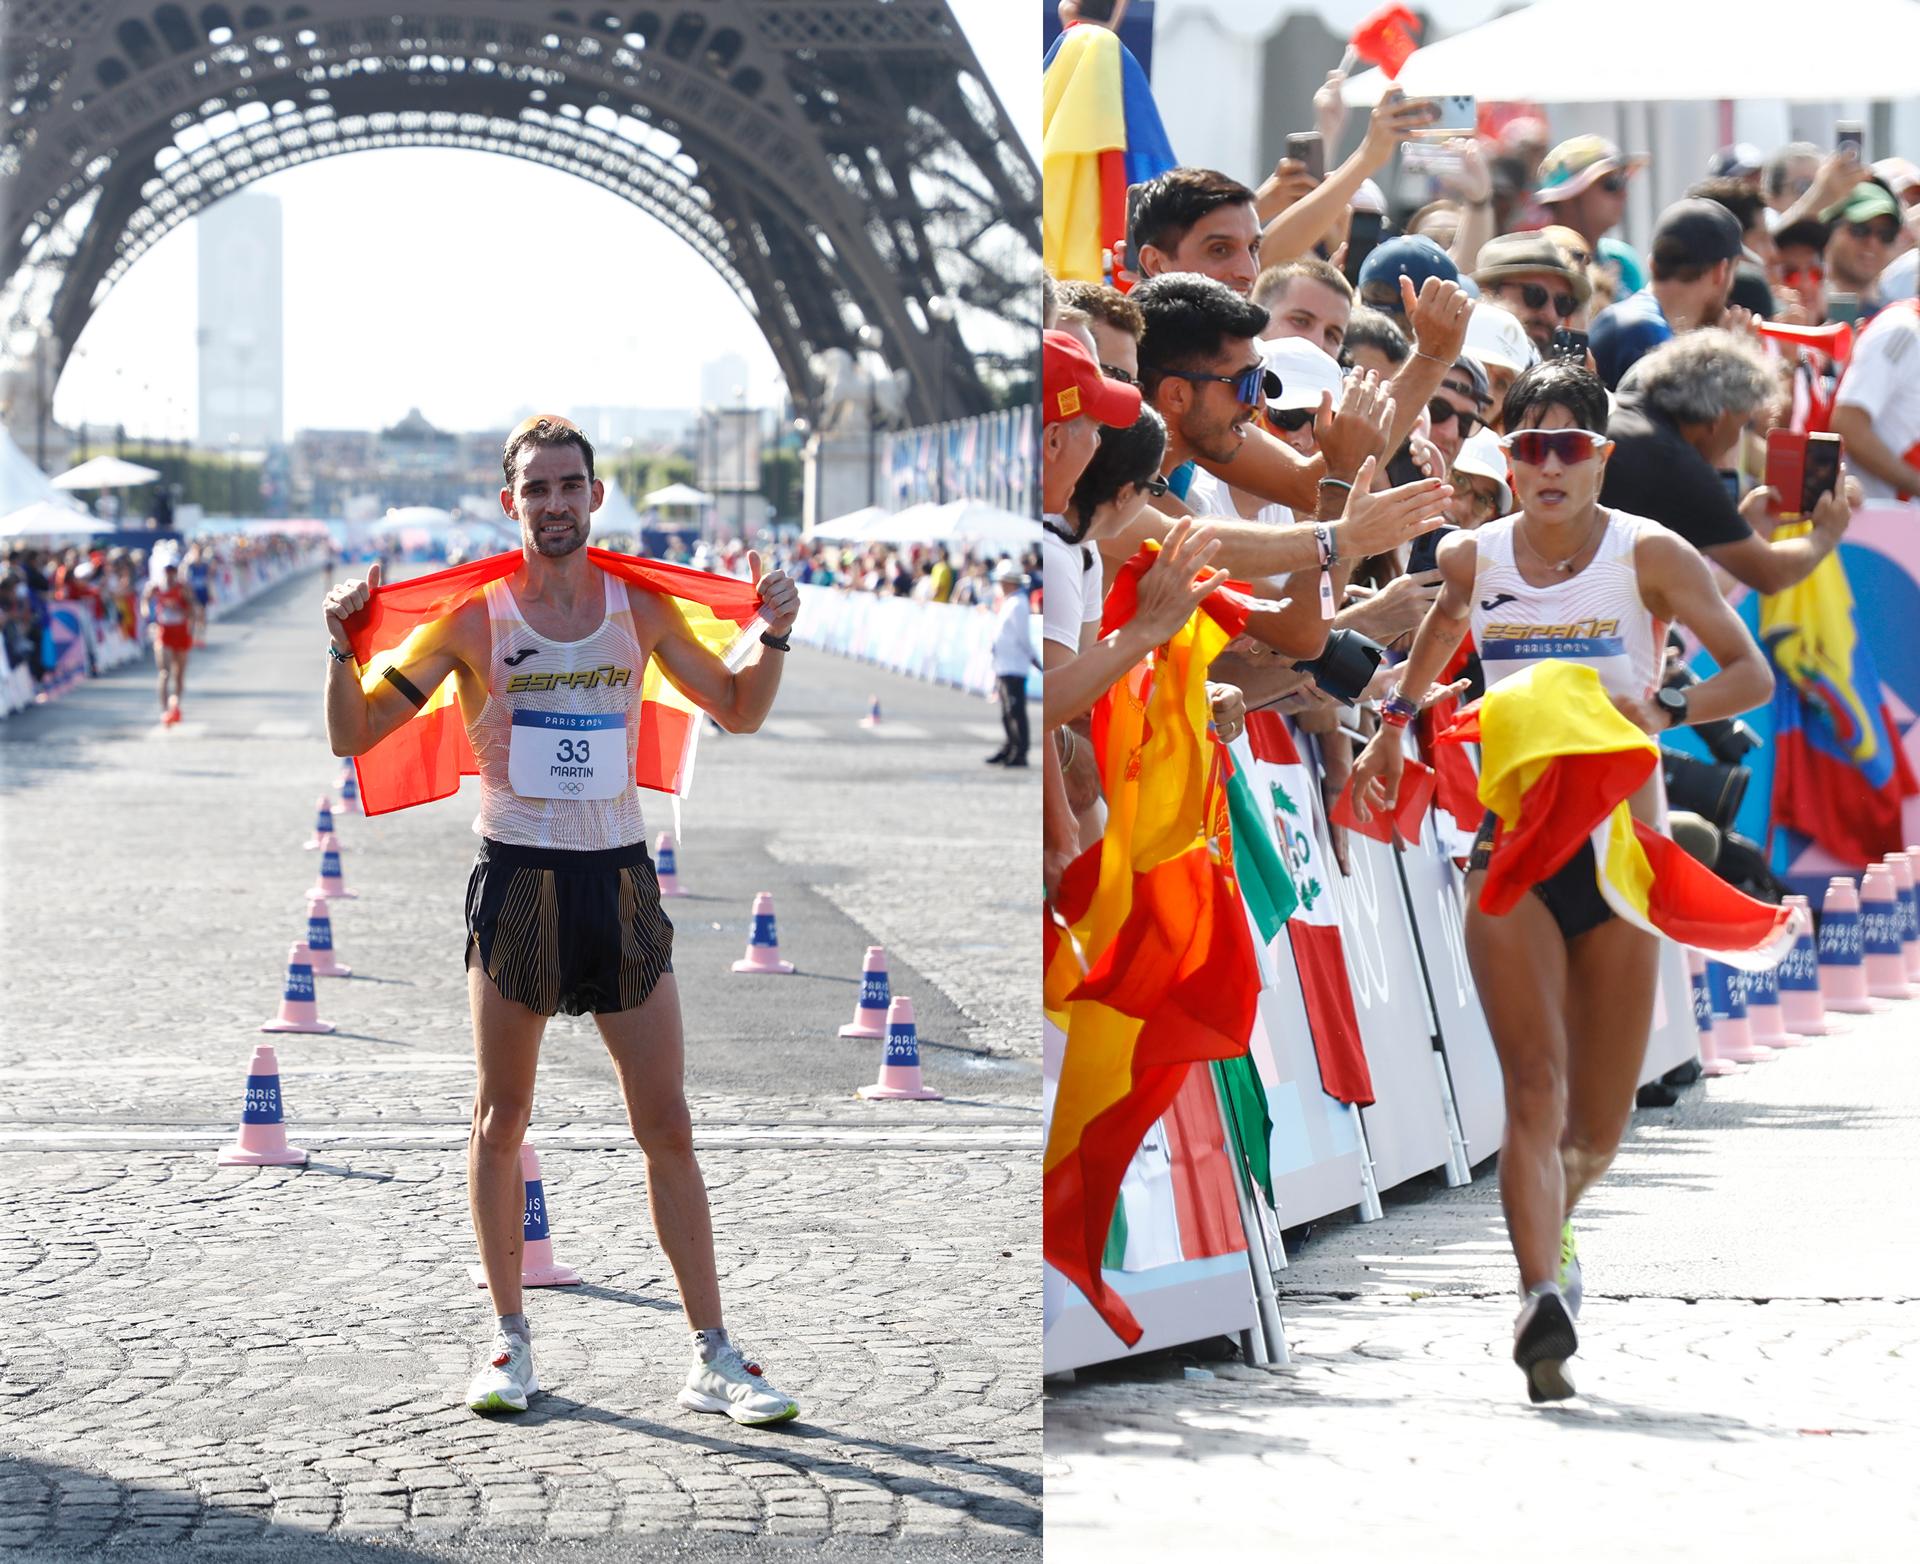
[1689,950,1739,1077]
[1862,864,1916,999]
[336,763,362,816]
[469,1140,583,1288]
[858,997,944,1101]
[1818,877,1886,1014]
[838,946,891,1039]
[261,942,335,1034]
[1707,961,1772,1063]
[655,831,688,897]
[308,832,359,901]
[1776,895,1828,1035]
[1882,853,1920,982]
[1742,959,1806,1048]
[859,694,882,728]
[731,892,795,974]
[217,1044,309,1166]
[304,894,351,978]
[304,795,336,850]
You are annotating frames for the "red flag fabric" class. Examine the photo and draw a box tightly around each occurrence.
[1328,756,1436,845]
[1351,4,1422,77]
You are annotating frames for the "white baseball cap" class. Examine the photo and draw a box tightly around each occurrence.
[1258,336,1346,413]
[1463,300,1539,375]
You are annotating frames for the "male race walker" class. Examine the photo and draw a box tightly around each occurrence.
[323,415,803,1422]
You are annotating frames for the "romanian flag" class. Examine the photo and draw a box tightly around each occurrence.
[1758,528,1918,867]
[340,549,761,816]
[1042,550,1260,1346]
[1041,21,1178,284]
[1442,660,1805,967]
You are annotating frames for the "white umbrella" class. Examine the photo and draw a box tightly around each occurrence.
[852,503,949,547]
[50,454,162,490]
[0,499,118,538]
[1343,0,1920,103]
[809,505,891,542]
[369,505,456,533]
[923,499,1043,551]
[642,481,710,508]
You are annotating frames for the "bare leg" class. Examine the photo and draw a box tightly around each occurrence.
[1560,918,1661,1216]
[172,647,187,703]
[155,645,170,711]
[467,952,546,1319]
[1465,872,1570,1292]
[594,974,724,1329]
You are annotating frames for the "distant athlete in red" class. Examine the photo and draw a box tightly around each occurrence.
[146,559,195,725]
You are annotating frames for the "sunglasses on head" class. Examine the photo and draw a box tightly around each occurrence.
[1268,405,1317,433]
[1502,281,1579,318]
[1848,220,1900,245]
[1155,364,1281,405]
[1501,428,1606,466]
[1427,398,1484,435]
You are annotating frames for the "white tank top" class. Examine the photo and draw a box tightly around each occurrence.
[467,572,648,851]
[1469,508,1667,702]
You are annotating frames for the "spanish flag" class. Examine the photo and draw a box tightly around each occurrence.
[1442,660,1804,967]
[341,549,761,816]
[1043,548,1260,1346]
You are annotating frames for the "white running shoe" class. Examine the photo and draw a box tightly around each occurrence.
[678,1345,800,1427]
[466,1330,538,1414]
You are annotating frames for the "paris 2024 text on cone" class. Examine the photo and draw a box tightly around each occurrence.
[1688,949,1739,1076]
[304,795,335,850]
[655,830,688,897]
[262,942,335,1034]
[838,946,890,1038]
[468,1140,583,1288]
[731,892,794,974]
[858,996,943,1101]
[304,894,351,978]
[1776,894,1829,1035]
[217,1044,309,1167]
[309,832,359,901]
[1818,877,1886,1015]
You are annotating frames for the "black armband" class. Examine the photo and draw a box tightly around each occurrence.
[383,665,427,709]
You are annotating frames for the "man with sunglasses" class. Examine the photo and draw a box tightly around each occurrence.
[1589,199,1744,390]
[1535,134,1648,297]
[1822,182,1903,319]
[1347,361,1774,1403]
[1472,233,1590,353]
[1426,354,1493,472]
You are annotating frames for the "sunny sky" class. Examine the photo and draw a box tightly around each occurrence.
[51,0,1039,444]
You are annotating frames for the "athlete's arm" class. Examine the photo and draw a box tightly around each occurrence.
[1348,529,1478,820]
[629,552,799,734]
[1627,530,1774,732]
[323,562,482,756]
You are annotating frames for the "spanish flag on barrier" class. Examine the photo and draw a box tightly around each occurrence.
[1757,525,1918,867]
[1042,549,1260,1346]
[1041,22,1178,284]
[341,549,761,816]
[1440,660,1804,968]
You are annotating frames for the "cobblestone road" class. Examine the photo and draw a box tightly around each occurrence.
[1047,989,1920,1563]
[0,565,1040,1560]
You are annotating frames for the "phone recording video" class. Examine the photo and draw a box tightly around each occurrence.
[1287,131,1325,182]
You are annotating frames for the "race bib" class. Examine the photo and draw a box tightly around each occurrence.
[507,709,625,799]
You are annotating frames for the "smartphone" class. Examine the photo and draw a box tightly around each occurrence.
[1836,120,1865,162]
[1550,327,1590,362]
[1827,291,1862,326]
[1406,523,1458,575]
[1420,95,1477,135]
[1344,211,1385,285]
[1802,432,1843,513]
[1286,131,1325,182]
[1765,429,1808,517]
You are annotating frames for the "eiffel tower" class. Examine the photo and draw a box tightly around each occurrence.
[0,1,1039,434]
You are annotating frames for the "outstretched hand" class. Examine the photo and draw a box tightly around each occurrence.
[748,549,799,636]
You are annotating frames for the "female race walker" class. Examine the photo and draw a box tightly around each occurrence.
[1348,360,1774,1402]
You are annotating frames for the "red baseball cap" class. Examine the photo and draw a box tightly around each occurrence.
[1043,330,1142,428]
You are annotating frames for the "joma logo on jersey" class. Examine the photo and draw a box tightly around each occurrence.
[507,665,633,693]
[1481,618,1620,641]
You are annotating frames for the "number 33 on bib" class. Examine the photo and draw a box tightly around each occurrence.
[508,710,625,800]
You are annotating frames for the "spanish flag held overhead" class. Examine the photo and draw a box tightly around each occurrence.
[1043,548,1260,1347]
[340,550,761,816]
[1441,660,1805,968]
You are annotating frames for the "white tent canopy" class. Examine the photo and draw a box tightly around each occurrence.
[642,481,709,508]
[838,500,1042,552]
[0,428,82,516]
[0,500,117,539]
[593,479,645,534]
[1343,0,1920,104]
[50,454,162,490]
[810,505,890,542]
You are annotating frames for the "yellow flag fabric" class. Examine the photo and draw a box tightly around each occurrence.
[1042,25,1125,283]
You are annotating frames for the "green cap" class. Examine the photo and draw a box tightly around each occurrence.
[1824,182,1899,226]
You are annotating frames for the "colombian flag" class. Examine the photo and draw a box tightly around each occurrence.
[1043,550,1259,1346]
[1041,22,1178,283]
[341,550,760,816]
[1442,661,1804,967]
[1759,529,1918,867]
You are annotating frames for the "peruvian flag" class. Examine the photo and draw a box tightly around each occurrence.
[1239,712,1376,1105]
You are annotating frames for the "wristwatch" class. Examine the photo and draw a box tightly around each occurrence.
[1655,686,1689,729]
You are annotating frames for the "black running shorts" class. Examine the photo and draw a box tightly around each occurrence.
[1467,811,1614,941]
[465,838,674,1016]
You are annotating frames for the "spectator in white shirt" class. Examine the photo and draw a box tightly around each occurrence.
[1830,301,1920,504]
[987,560,1037,768]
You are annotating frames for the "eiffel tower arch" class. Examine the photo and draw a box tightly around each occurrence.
[0,1,1040,438]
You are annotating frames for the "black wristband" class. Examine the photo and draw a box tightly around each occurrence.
[760,630,792,652]
[383,665,427,709]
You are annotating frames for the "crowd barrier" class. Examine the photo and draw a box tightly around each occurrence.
[2,540,328,718]
[793,583,1042,700]
[1044,711,1709,1375]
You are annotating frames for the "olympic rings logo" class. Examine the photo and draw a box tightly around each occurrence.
[558,780,586,795]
